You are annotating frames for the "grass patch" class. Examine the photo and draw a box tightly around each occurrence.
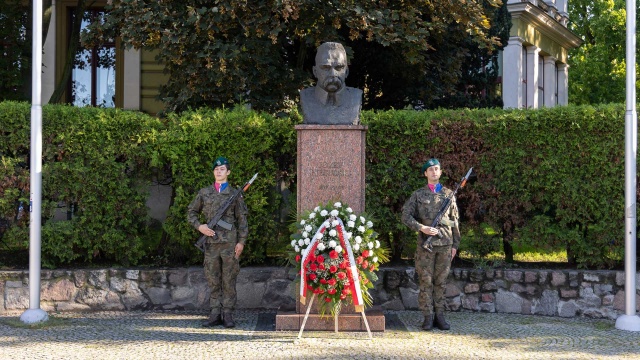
[0,315,70,329]
[593,320,614,331]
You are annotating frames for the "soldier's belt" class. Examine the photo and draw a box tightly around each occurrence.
[439,219,455,227]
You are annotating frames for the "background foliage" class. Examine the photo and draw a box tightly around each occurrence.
[0,101,632,269]
[81,0,508,112]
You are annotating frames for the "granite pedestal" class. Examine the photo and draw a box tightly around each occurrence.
[275,124,384,332]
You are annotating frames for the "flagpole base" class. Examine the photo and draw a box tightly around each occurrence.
[615,314,640,331]
[20,308,48,324]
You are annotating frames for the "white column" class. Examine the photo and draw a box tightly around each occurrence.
[543,56,557,107]
[122,48,141,110]
[41,0,56,104]
[557,63,568,106]
[526,46,540,109]
[502,37,524,109]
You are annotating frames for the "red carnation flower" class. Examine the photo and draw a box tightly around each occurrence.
[337,272,347,280]
[309,254,316,262]
[339,261,348,269]
[320,278,327,284]
[340,294,347,300]
[310,263,317,271]
[325,297,332,302]
[362,250,369,258]
[307,285,314,291]
[356,256,363,265]
[313,288,320,294]
[316,255,325,263]
[329,265,338,273]
[370,264,376,271]
[318,263,326,271]
[329,250,339,259]
[328,288,336,295]
[362,260,369,269]
[295,255,301,262]
[309,273,317,280]
[328,278,337,286]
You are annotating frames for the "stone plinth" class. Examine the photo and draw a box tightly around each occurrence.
[295,124,367,213]
[275,306,385,332]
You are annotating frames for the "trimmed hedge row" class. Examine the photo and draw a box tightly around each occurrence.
[0,101,630,268]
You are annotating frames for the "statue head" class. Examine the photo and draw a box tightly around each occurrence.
[312,42,349,94]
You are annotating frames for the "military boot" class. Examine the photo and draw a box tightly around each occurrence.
[434,312,450,330]
[223,312,235,328]
[421,314,434,331]
[202,313,223,327]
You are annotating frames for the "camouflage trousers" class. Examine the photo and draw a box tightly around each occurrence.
[415,244,452,315]
[204,242,240,315]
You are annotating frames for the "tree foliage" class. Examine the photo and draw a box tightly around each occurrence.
[84,0,507,112]
[568,0,633,105]
[0,0,31,101]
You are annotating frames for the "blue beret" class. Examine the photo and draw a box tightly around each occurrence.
[212,157,230,170]
[421,158,440,173]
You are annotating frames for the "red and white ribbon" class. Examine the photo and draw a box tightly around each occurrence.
[299,217,364,310]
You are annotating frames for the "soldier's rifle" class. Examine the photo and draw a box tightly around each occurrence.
[195,173,258,253]
[422,167,473,252]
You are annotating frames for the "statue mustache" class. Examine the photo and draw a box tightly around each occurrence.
[322,77,343,91]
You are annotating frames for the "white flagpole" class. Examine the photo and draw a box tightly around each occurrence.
[616,0,640,331]
[20,0,48,324]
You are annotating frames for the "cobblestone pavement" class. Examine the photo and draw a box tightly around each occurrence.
[1,310,639,360]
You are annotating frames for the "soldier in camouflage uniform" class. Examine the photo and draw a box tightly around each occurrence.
[402,158,460,331]
[187,157,249,328]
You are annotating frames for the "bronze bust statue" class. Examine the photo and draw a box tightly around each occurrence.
[300,42,363,125]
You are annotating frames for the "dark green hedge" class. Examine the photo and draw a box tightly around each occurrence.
[0,101,630,268]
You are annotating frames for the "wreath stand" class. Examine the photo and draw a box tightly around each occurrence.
[297,294,373,340]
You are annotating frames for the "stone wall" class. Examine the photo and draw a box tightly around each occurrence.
[1,266,638,319]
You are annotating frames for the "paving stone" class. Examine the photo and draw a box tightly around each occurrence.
[1,310,637,360]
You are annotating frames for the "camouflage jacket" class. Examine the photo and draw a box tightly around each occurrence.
[401,185,461,249]
[187,184,249,245]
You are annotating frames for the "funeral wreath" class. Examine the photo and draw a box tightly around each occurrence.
[289,202,388,315]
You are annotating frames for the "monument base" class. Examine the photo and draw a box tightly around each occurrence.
[275,306,385,332]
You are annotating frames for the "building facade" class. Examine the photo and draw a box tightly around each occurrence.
[502,0,582,109]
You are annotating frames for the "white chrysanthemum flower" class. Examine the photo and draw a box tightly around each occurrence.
[300,220,306,225]
[353,243,360,251]
[304,238,310,245]
[375,240,380,248]
[290,240,296,247]
[330,209,339,217]
[346,207,353,213]
[320,209,328,216]
[373,256,378,263]
[298,239,304,247]
[329,229,337,237]
[317,243,326,251]
[295,245,300,253]
[366,221,373,228]
[309,212,316,219]
[358,226,365,233]
[316,233,323,240]
[304,224,312,232]
[360,216,365,223]
[334,202,342,208]
[331,220,339,227]
[335,245,343,253]
[355,236,362,244]
[301,248,307,256]
[349,214,356,221]
[323,221,330,228]
[345,232,352,240]
[347,220,355,228]
[302,231,308,238]
[329,240,337,248]
[368,242,374,249]
[368,250,374,257]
